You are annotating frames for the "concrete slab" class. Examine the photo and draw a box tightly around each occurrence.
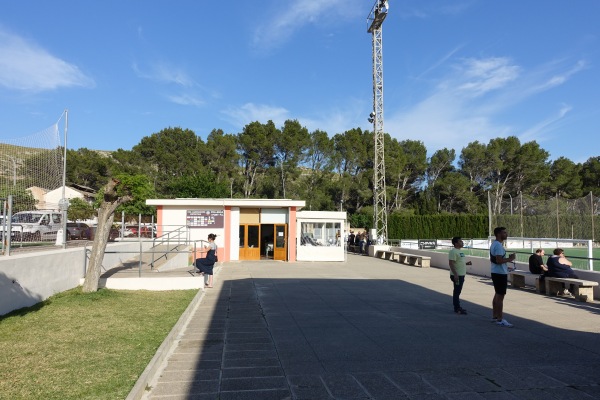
[136,255,600,400]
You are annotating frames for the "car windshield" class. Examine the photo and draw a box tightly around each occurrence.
[12,213,42,223]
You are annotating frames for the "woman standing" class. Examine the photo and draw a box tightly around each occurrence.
[195,233,218,288]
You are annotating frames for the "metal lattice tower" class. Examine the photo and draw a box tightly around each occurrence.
[368,1,389,244]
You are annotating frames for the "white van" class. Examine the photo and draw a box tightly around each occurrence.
[10,211,62,242]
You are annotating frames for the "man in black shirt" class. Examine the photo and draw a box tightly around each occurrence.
[528,248,547,274]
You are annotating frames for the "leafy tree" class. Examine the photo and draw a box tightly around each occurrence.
[66,148,111,191]
[0,187,36,213]
[580,157,600,196]
[205,129,239,189]
[273,119,310,198]
[67,197,96,221]
[386,139,427,213]
[165,171,229,199]
[132,127,204,194]
[547,157,582,198]
[112,174,157,220]
[237,121,278,197]
[434,171,482,213]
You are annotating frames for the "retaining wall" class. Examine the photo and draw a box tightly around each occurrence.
[0,241,153,316]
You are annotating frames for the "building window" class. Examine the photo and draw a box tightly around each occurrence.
[301,222,341,246]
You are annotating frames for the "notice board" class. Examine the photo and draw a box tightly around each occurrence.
[186,210,224,228]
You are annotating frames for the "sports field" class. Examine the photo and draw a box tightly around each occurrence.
[433,246,600,272]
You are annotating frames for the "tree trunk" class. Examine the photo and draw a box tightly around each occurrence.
[82,179,132,293]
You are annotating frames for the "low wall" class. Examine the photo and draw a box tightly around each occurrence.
[0,241,153,316]
[373,245,600,301]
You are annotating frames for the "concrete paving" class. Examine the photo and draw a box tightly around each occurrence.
[140,254,600,400]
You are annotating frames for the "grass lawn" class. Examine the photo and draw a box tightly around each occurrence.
[0,288,197,400]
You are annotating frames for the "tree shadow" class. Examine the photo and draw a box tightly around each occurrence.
[0,270,44,317]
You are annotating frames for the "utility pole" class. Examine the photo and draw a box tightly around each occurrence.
[367,0,389,244]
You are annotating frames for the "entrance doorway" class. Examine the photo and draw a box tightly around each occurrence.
[261,224,287,261]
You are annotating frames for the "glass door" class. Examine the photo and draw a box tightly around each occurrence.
[239,224,261,260]
[273,224,287,261]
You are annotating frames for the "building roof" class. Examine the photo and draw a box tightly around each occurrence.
[146,198,305,209]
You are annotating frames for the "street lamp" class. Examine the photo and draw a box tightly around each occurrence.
[508,193,513,215]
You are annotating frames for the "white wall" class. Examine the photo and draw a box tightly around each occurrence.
[0,241,153,316]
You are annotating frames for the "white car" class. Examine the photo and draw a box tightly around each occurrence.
[9,211,63,242]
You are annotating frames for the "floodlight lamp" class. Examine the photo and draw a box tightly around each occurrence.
[370,112,375,118]
[368,117,374,123]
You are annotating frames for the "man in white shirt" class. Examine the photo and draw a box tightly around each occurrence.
[490,227,516,327]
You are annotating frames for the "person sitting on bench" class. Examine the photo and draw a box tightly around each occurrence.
[546,248,578,297]
[528,248,548,275]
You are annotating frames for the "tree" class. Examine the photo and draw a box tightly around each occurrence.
[0,187,36,213]
[82,178,133,293]
[132,127,204,194]
[66,148,111,191]
[548,157,582,198]
[580,157,600,195]
[165,171,229,199]
[237,121,278,198]
[67,197,96,221]
[385,139,427,213]
[205,129,239,190]
[271,120,310,198]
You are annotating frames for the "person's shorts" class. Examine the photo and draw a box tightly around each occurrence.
[491,273,508,295]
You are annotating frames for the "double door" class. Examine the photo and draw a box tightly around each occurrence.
[239,224,287,261]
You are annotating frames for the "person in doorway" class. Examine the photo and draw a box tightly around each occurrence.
[490,227,516,327]
[195,233,218,288]
[546,248,578,297]
[528,248,547,275]
[448,237,472,315]
[348,231,355,250]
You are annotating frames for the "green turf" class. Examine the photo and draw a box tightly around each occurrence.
[433,246,600,272]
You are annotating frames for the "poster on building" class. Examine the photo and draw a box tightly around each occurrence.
[187,210,224,228]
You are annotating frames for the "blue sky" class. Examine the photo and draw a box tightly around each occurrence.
[0,0,598,163]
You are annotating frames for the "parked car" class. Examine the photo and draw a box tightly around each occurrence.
[86,225,120,242]
[9,210,62,242]
[66,222,90,240]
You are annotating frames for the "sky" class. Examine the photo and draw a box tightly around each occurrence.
[0,0,599,164]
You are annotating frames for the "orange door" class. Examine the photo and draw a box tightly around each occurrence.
[273,224,287,261]
[239,224,261,260]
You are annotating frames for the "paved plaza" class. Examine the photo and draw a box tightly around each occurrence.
[141,254,600,399]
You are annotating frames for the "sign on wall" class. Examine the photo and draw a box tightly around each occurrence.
[418,239,437,249]
[187,210,224,228]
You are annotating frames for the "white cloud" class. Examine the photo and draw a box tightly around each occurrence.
[132,62,196,87]
[252,0,362,51]
[166,93,205,107]
[0,29,94,92]
[385,55,585,153]
[221,103,291,127]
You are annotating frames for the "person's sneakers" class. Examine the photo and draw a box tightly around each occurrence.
[454,308,467,315]
[558,289,574,297]
[496,319,514,328]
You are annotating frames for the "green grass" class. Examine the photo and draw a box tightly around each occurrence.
[0,288,197,400]
[434,246,600,272]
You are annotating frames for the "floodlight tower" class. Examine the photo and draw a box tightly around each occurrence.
[367,0,389,244]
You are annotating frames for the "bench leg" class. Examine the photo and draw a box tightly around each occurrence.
[546,280,563,296]
[535,278,545,294]
[421,259,430,268]
[511,275,526,288]
[572,286,595,303]
[398,255,407,264]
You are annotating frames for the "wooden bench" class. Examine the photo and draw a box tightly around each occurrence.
[544,277,598,303]
[509,270,545,293]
